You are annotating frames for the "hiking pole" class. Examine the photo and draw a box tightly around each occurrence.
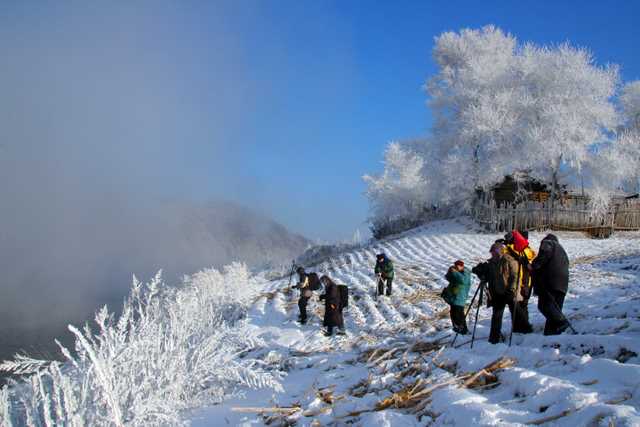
[450,281,482,347]
[470,281,486,349]
[375,274,382,301]
[544,289,578,334]
[287,261,296,300]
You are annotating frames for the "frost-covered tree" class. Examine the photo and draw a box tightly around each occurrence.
[514,44,619,199]
[365,26,633,233]
[588,81,640,196]
[617,81,640,191]
[621,81,640,131]
[363,142,431,224]
[592,131,640,194]
[427,26,521,193]
[428,27,619,199]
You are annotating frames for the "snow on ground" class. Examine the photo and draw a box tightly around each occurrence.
[191,219,640,426]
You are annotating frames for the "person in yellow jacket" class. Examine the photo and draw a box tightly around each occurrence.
[503,230,535,334]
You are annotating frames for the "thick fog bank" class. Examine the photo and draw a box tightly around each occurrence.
[0,198,309,366]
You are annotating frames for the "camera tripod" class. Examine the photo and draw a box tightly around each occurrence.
[450,280,487,348]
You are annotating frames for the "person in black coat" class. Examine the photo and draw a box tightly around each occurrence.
[530,234,571,335]
[319,275,344,336]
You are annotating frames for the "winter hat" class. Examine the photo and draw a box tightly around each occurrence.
[503,232,514,244]
[376,253,386,261]
[512,230,529,252]
[296,266,305,274]
[454,260,464,267]
[490,242,504,258]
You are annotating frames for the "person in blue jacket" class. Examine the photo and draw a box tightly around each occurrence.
[442,260,472,334]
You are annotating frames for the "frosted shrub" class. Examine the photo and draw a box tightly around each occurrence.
[0,263,282,426]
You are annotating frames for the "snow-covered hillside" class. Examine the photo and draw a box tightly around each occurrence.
[192,219,640,426]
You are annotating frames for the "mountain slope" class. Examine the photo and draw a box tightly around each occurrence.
[192,219,640,426]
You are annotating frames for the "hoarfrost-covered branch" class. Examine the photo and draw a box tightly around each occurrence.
[0,263,281,425]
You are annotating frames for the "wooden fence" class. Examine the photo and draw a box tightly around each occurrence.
[471,196,640,237]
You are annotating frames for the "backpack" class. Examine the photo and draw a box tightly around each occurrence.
[307,273,322,291]
[338,284,349,308]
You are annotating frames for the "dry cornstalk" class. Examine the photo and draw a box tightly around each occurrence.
[232,406,301,414]
[341,357,517,422]
[365,348,382,363]
[605,393,632,405]
[409,378,425,395]
[462,369,489,388]
[395,363,424,380]
[317,386,339,404]
[411,340,444,353]
[289,349,313,357]
[410,376,462,401]
[370,346,406,366]
[526,406,584,425]
[481,357,517,372]
[412,398,433,415]
[302,406,333,417]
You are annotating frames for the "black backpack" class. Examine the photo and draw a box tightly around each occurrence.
[307,273,322,291]
[338,284,349,308]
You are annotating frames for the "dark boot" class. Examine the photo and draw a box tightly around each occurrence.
[298,296,309,324]
[555,320,570,335]
[489,299,506,344]
[451,305,467,333]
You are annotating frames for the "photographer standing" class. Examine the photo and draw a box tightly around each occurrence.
[293,267,321,325]
[374,253,394,296]
[473,241,527,344]
[443,260,471,334]
[503,230,535,334]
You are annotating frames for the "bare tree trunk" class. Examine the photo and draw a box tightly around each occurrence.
[473,142,480,189]
[548,155,563,229]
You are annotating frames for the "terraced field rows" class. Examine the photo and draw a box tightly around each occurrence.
[193,220,640,426]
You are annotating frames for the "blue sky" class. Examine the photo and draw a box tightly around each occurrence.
[2,1,639,241]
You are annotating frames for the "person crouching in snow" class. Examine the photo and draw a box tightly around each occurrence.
[442,260,471,335]
[319,275,345,336]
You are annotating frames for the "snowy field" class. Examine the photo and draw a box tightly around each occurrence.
[191,219,640,426]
